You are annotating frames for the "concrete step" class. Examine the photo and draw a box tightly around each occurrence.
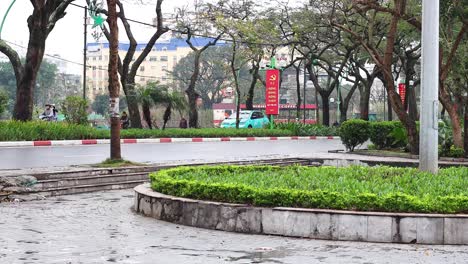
[31,159,312,181]
[33,159,311,190]
[32,166,159,180]
[3,158,315,199]
[30,180,147,197]
[35,172,150,189]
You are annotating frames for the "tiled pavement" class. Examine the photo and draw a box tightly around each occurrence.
[1,189,467,264]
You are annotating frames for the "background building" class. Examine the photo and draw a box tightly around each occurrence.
[85,37,221,100]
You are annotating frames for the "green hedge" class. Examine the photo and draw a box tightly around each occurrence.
[120,128,292,138]
[274,123,336,136]
[150,165,468,214]
[339,120,370,151]
[0,121,321,141]
[369,121,405,149]
[0,121,109,141]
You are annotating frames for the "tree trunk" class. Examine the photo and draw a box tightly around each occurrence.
[359,83,371,120]
[2,1,73,120]
[186,51,202,128]
[163,104,171,130]
[464,101,468,157]
[142,101,152,129]
[383,75,419,153]
[295,66,301,119]
[121,80,142,128]
[439,83,463,148]
[321,93,330,126]
[107,0,121,160]
[245,65,259,110]
[341,82,359,123]
[408,83,419,121]
[315,86,320,125]
[380,0,417,154]
[387,95,393,121]
[340,103,348,123]
[13,22,47,120]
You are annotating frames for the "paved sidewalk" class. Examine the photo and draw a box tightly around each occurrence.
[1,189,466,264]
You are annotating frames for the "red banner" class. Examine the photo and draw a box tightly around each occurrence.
[398,83,406,105]
[265,69,280,115]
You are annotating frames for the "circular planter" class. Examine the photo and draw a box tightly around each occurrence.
[134,184,468,245]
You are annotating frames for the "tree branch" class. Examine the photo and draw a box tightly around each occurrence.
[0,40,24,85]
[130,0,169,78]
[47,0,75,34]
[441,23,467,81]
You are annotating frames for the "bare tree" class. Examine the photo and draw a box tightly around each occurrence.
[332,0,420,154]
[106,0,121,160]
[175,2,224,128]
[93,0,169,128]
[0,0,74,120]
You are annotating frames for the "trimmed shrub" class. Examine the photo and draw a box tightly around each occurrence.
[149,165,468,214]
[61,96,88,125]
[388,123,408,149]
[449,146,464,158]
[369,121,403,149]
[339,119,370,151]
[275,122,337,136]
[0,89,8,116]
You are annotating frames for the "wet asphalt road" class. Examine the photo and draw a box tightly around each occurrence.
[1,190,467,264]
[0,139,344,169]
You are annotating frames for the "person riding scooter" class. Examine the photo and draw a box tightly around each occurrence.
[39,104,55,121]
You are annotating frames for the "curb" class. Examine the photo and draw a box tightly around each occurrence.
[0,136,340,147]
[134,184,468,245]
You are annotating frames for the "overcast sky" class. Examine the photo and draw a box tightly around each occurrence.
[0,0,190,74]
[1,0,296,74]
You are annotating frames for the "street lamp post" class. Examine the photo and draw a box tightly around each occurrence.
[336,77,341,124]
[83,6,88,101]
[420,0,439,173]
[303,61,307,124]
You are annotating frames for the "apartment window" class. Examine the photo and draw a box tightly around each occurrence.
[162,47,167,51]
[98,56,102,60]
[149,56,157,62]
[161,76,167,81]
[162,65,168,71]
[140,77,145,82]
[140,66,145,72]
[160,56,168,61]
[92,57,96,61]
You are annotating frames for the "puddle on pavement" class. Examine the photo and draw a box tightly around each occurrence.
[104,198,121,203]
[17,240,40,244]
[22,228,42,234]
[226,247,294,263]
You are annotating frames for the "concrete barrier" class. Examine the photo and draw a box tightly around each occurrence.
[134,184,468,245]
